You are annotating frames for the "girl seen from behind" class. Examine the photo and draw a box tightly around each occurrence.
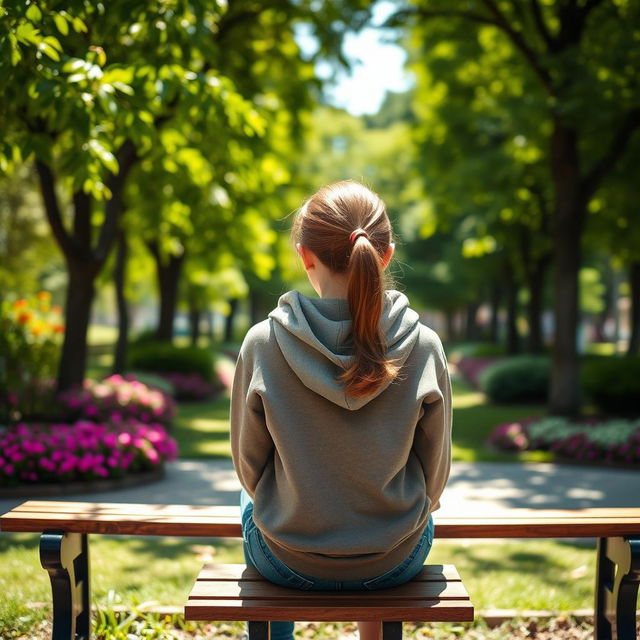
[230,180,453,640]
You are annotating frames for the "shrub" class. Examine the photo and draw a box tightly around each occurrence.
[479,356,550,403]
[582,356,640,416]
[456,356,502,389]
[0,293,63,423]
[0,420,178,486]
[159,372,223,401]
[128,342,214,382]
[59,375,176,425]
[489,416,640,465]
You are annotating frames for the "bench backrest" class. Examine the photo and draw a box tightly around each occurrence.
[2,501,640,538]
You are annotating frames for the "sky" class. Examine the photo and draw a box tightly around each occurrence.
[296,2,415,116]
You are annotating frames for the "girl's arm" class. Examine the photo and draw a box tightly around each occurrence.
[413,352,453,512]
[229,350,274,497]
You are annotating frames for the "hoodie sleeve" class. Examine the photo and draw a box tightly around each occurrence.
[230,347,274,498]
[412,347,453,513]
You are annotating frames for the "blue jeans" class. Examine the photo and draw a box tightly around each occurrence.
[240,489,435,640]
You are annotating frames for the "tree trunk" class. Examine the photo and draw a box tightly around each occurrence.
[526,260,548,354]
[489,284,501,344]
[444,310,456,343]
[148,242,185,343]
[505,272,520,355]
[628,261,640,355]
[113,230,129,374]
[464,301,480,341]
[548,123,585,417]
[224,298,239,343]
[58,263,97,391]
[189,301,202,347]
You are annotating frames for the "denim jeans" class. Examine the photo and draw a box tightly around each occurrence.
[240,489,435,640]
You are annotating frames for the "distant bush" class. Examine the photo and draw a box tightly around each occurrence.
[59,375,176,425]
[159,372,223,401]
[488,416,640,465]
[582,356,640,416]
[0,293,64,423]
[479,356,550,403]
[128,342,214,382]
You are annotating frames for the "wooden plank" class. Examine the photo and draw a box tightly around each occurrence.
[0,512,242,537]
[4,512,640,538]
[188,580,470,601]
[196,564,461,582]
[11,501,240,517]
[3,502,640,538]
[184,598,474,622]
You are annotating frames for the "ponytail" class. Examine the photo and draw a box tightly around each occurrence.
[293,181,400,398]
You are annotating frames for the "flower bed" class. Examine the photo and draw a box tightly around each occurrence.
[158,372,224,401]
[59,374,176,425]
[0,420,178,487]
[488,416,640,465]
[455,356,501,389]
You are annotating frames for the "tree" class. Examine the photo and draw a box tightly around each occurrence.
[395,0,640,415]
[1,0,373,388]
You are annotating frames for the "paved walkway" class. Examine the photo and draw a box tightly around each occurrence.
[1,459,638,517]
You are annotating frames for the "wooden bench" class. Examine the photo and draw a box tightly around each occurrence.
[2,501,639,639]
[185,563,472,639]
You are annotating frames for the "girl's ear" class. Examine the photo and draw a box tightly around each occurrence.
[296,243,314,270]
[381,242,395,269]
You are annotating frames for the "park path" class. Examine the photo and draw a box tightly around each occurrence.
[1,459,638,516]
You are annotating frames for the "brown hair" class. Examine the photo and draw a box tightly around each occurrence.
[292,180,399,397]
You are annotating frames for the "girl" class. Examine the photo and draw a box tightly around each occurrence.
[230,180,452,640]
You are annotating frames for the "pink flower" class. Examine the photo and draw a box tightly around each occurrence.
[118,432,132,446]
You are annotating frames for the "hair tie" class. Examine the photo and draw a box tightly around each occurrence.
[349,228,369,245]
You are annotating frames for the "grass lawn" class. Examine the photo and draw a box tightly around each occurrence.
[0,532,596,635]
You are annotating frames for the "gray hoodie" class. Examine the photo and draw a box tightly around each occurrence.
[230,289,452,580]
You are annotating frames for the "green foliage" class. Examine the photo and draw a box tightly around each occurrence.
[128,343,214,382]
[582,356,640,416]
[0,293,63,423]
[480,357,550,404]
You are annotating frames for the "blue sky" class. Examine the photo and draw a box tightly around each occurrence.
[296,2,414,115]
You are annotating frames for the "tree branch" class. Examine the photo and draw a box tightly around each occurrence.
[582,107,640,199]
[35,160,74,259]
[480,0,555,94]
[95,139,138,263]
[529,0,556,50]
[402,8,503,29]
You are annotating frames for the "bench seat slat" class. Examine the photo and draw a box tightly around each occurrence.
[184,598,474,622]
[189,581,469,601]
[196,564,461,582]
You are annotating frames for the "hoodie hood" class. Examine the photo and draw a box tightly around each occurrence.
[268,290,420,410]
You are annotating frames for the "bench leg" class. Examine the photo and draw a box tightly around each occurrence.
[248,621,270,640]
[595,536,640,640]
[40,531,90,640]
[382,621,402,639]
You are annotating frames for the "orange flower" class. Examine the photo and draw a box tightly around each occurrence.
[37,291,51,301]
[51,305,62,315]
[17,312,32,325]
[31,323,43,336]
[53,324,65,334]
[13,299,28,310]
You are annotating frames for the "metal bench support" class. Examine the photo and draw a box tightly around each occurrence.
[595,536,640,640]
[40,531,90,640]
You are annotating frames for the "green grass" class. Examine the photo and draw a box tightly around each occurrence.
[173,395,233,458]
[0,532,596,636]
[449,379,552,463]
